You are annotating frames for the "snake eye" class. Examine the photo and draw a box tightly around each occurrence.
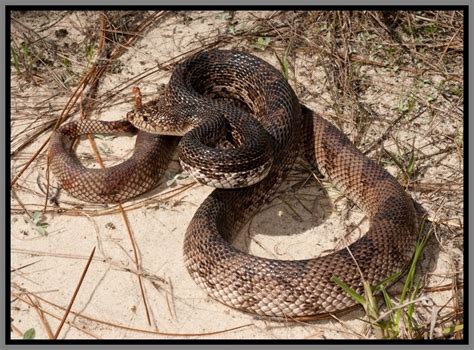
[142,115,148,122]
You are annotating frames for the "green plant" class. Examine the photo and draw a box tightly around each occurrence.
[10,39,34,76]
[275,44,291,81]
[253,37,271,51]
[23,328,36,339]
[85,42,96,67]
[332,220,432,339]
[387,137,418,183]
[31,211,48,236]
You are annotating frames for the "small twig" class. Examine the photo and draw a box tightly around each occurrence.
[42,156,51,212]
[423,282,464,293]
[438,25,462,66]
[168,277,177,321]
[10,322,24,337]
[26,294,54,339]
[54,246,96,339]
[118,203,152,326]
[98,12,106,52]
[11,189,32,219]
[11,260,41,273]
[373,296,431,323]
[86,134,105,168]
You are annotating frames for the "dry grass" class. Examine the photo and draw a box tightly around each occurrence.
[9,10,464,340]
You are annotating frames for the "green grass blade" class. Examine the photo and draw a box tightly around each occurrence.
[331,275,365,305]
[442,324,463,335]
[23,328,36,339]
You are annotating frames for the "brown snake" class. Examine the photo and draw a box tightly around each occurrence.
[48,49,419,319]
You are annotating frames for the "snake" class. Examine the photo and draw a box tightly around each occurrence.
[48,49,419,319]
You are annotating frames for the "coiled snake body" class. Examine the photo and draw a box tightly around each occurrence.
[49,49,418,319]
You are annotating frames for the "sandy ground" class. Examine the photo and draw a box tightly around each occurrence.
[10,11,464,340]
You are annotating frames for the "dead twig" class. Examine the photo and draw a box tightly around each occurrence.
[54,246,96,339]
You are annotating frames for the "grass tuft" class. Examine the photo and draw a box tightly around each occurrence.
[332,220,433,339]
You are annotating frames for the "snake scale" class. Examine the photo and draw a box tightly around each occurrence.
[48,49,418,319]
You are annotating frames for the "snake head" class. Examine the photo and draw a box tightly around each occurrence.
[127,101,203,136]
[126,105,155,131]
